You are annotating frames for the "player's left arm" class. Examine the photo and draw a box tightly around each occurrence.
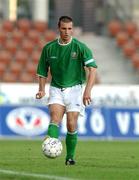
[83,67,97,106]
[82,44,97,106]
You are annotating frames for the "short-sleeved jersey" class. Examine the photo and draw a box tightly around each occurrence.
[37,37,97,88]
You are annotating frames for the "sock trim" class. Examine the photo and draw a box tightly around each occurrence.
[49,122,59,127]
[67,131,77,135]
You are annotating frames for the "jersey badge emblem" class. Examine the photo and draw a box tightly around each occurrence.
[71,52,77,59]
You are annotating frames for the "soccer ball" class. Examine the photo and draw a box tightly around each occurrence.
[42,137,63,158]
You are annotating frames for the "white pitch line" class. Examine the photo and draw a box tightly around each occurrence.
[0,169,78,180]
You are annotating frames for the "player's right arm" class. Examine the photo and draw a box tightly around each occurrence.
[36,76,47,99]
[36,46,49,99]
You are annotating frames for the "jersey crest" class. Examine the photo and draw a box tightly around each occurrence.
[71,52,77,59]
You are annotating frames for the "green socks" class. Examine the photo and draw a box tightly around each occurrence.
[66,131,77,160]
[47,124,77,160]
[47,123,59,138]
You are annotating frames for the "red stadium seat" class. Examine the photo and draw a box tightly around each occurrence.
[15,50,28,66]
[9,62,22,76]
[2,72,17,82]
[131,52,139,69]
[5,40,17,54]
[133,32,139,47]
[108,20,123,37]
[2,20,14,32]
[33,21,47,33]
[28,30,40,43]
[0,32,7,45]
[19,72,34,83]
[0,63,6,77]
[38,40,46,51]
[22,39,34,54]
[124,21,137,37]
[123,40,136,58]
[26,63,36,76]
[116,31,129,47]
[17,19,31,34]
[44,30,56,42]
[31,51,40,64]
[0,50,11,65]
[12,30,24,44]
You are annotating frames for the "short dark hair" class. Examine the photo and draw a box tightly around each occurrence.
[58,16,73,27]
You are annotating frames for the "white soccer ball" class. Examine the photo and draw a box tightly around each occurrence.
[42,137,63,158]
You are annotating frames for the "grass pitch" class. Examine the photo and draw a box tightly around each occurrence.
[0,139,139,180]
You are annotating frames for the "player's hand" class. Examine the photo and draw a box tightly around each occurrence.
[36,91,46,99]
[83,91,92,106]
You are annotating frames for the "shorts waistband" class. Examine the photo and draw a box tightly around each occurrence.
[51,84,82,91]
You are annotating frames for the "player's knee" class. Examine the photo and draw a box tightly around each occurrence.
[67,121,77,132]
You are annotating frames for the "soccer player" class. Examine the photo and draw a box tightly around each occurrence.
[36,16,97,165]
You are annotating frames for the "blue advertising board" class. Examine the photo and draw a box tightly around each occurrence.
[0,105,139,139]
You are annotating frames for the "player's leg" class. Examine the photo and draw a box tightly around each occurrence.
[64,84,83,165]
[47,104,65,138]
[65,111,79,165]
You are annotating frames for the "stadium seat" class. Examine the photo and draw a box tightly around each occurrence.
[133,32,139,47]
[131,52,139,69]
[116,31,129,47]
[123,40,136,58]
[19,72,34,83]
[44,30,56,42]
[15,50,28,66]
[0,63,6,77]
[108,20,123,37]
[0,50,11,65]
[0,32,7,45]
[2,20,14,32]
[12,30,24,44]
[28,30,40,43]
[17,19,31,34]
[9,62,22,76]
[21,39,34,54]
[5,40,17,54]
[38,40,46,51]
[31,51,40,64]
[33,21,47,33]
[124,21,137,37]
[2,72,17,82]
[26,63,36,76]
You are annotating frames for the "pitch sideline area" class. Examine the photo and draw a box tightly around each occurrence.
[0,169,77,180]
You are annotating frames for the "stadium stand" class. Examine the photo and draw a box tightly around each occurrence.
[1,20,14,32]
[108,19,139,72]
[33,21,47,33]
[15,50,28,66]
[19,72,35,83]
[0,50,11,65]
[5,40,17,54]
[2,72,17,82]
[10,62,22,77]
[0,31,6,45]
[116,31,129,47]
[108,20,123,37]
[17,19,31,34]
[22,39,34,54]
[0,63,6,77]
[12,30,24,44]
[131,52,139,69]
[0,19,56,83]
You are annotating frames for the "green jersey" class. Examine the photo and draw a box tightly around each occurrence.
[37,37,97,88]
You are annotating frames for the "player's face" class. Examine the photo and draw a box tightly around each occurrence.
[59,21,73,43]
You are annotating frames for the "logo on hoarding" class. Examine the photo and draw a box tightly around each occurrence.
[0,92,9,104]
[6,107,49,136]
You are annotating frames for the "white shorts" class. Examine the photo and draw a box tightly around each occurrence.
[48,84,83,112]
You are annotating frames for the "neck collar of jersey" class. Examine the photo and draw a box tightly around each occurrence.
[58,37,72,46]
